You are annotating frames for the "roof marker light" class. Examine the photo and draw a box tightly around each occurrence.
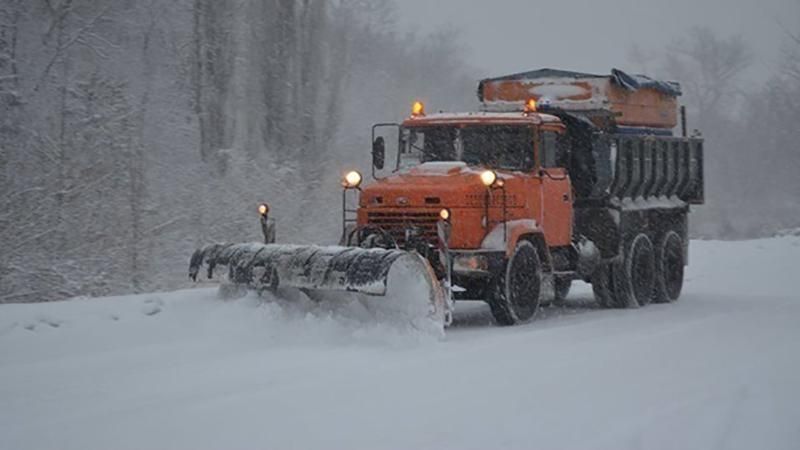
[524,98,537,114]
[411,101,426,117]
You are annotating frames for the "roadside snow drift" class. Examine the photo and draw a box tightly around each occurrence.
[2,237,800,450]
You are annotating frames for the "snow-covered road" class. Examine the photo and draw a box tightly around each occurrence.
[2,237,799,450]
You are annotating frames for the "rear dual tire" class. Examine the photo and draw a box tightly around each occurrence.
[653,231,684,303]
[592,233,655,308]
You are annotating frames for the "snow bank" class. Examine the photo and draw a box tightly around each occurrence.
[0,287,440,357]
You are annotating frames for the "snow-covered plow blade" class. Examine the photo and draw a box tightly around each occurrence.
[189,243,446,333]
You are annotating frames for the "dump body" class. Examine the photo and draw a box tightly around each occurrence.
[476,68,703,205]
[553,115,704,205]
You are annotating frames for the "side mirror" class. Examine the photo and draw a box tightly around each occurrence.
[372,137,386,170]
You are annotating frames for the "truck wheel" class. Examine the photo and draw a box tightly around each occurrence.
[488,240,542,326]
[615,233,655,307]
[653,231,684,303]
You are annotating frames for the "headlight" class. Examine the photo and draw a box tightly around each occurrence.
[257,203,269,216]
[343,170,362,189]
[480,170,497,187]
[439,208,451,221]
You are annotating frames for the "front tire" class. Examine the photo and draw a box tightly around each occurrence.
[488,240,542,326]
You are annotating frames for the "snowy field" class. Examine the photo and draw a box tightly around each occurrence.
[2,237,799,450]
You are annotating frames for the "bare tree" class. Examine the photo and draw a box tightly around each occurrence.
[0,0,23,95]
[0,0,25,192]
[191,0,234,165]
[627,43,657,75]
[663,27,753,126]
[2,0,481,303]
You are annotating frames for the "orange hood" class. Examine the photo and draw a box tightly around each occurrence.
[360,162,500,208]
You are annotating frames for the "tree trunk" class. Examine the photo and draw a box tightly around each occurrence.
[54,0,73,254]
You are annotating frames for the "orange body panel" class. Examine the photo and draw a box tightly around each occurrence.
[481,77,678,129]
[538,168,574,246]
[605,85,678,129]
[502,221,545,257]
[482,80,595,103]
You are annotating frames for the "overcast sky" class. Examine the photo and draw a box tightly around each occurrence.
[395,0,800,81]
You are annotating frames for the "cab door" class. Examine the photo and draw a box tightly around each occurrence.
[538,129,573,247]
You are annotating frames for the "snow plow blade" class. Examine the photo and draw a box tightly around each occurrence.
[189,243,446,333]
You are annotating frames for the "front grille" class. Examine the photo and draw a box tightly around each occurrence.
[465,192,521,207]
[366,210,440,245]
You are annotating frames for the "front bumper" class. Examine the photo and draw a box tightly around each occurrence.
[449,249,506,300]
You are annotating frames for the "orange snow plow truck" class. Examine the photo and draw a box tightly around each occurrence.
[190,68,704,330]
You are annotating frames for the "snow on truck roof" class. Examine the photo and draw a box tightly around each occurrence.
[477,68,682,98]
[403,111,562,127]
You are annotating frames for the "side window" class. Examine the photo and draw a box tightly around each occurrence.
[540,131,558,168]
[399,128,423,169]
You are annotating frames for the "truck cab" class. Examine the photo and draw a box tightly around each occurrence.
[363,108,573,249]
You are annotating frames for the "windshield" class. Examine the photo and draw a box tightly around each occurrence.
[400,125,535,171]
